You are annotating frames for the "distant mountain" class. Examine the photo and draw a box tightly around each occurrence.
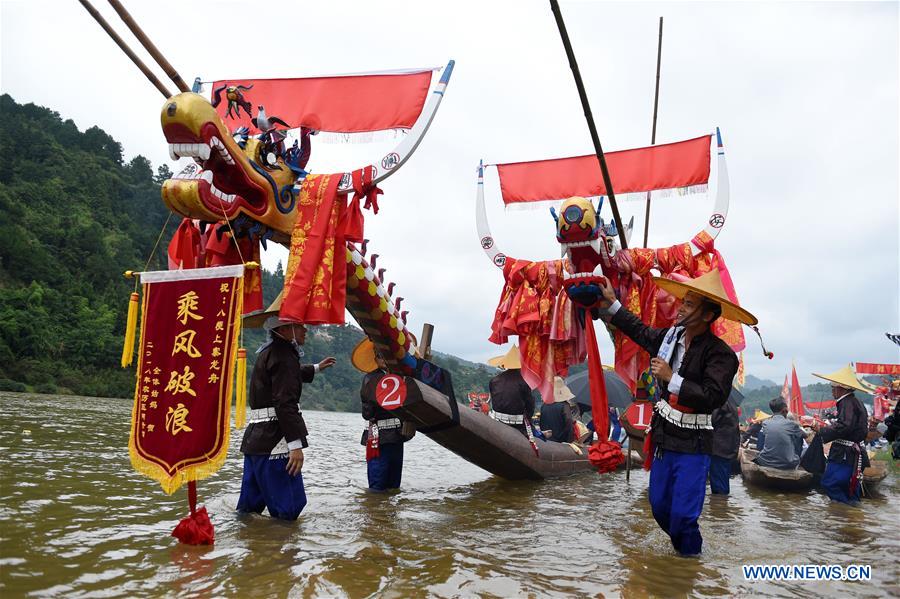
[740,374,779,391]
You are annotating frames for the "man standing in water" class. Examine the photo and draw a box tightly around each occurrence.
[811,365,871,504]
[237,312,335,520]
[353,338,412,491]
[597,269,756,556]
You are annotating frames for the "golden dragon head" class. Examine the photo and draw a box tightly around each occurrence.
[159,92,298,235]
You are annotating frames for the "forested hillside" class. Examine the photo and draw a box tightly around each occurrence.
[0,94,497,407]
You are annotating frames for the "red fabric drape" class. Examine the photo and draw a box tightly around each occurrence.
[211,70,434,134]
[585,318,624,473]
[172,481,214,545]
[281,174,348,325]
[168,219,203,270]
[496,135,711,205]
[204,229,263,314]
[856,363,900,375]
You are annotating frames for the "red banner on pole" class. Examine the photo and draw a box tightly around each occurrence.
[211,69,434,135]
[495,134,711,205]
[855,362,900,376]
[129,265,244,494]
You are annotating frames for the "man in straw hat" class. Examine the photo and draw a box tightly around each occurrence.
[810,364,871,503]
[487,345,536,439]
[539,376,576,443]
[597,269,755,556]
[237,295,336,520]
[353,338,412,491]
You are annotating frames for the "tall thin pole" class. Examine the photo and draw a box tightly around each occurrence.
[106,0,190,93]
[77,0,172,98]
[548,0,628,250]
[642,17,664,248]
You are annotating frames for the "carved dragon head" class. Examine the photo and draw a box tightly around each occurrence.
[159,92,298,236]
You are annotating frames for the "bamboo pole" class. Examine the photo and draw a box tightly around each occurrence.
[106,0,190,93]
[77,0,172,98]
[548,0,628,250]
[642,17,664,248]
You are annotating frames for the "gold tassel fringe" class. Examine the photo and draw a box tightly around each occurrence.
[121,292,139,368]
[235,348,247,428]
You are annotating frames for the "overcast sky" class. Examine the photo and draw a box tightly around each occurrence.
[2,0,898,384]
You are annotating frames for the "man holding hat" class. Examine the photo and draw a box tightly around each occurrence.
[237,295,336,520]
[598,269,754,556]
[811,365,871,503]
[353,338,412,492]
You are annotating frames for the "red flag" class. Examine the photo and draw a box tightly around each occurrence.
[495,134,711,205]
[855,362,900,376]
[780,374,790,402]
[790,363,805,416]
[211,69,434,135]
[806,400,836,410]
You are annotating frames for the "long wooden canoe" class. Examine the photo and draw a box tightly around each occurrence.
[396,378,596,480]
[739,447,815,492]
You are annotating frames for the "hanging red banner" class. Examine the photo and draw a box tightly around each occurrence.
[495,134,712,205]
[210,69,434,135]
[129,265,244,494]
[855,362,900,376]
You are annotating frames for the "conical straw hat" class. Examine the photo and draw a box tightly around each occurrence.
[753,409,772,421]
[351,338,380,373]
[553,376,575,403]
[487,345,521,370]
[812,364,870,394]
[243,291,283,329]
[653,269,758,326]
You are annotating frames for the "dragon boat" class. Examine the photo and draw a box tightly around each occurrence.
[739,447,816,492]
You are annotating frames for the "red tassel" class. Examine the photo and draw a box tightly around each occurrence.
[588,439,625,473]
[643,429,654,471]
[583,316,624,474]
[172,481,214,545]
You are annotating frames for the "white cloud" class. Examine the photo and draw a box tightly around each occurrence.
[2,0,897,384]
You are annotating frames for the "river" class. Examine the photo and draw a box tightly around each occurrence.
[0,392,897,598]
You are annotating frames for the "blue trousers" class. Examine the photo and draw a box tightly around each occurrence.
[821,462,860,504]
[237,454,308,520]
[649,450,711,556]
[367,443,404,491]
[708,455,732,495]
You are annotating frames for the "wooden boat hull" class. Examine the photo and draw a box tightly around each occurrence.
[739,448,815,492]
[862,460,888,497]
[396,379,596,480]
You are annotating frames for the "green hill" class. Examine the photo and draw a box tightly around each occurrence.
[0,94,498,408]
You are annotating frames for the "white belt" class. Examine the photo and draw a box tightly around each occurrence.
[376,418,401,429]
[248,407,278,423]
[492,411,525,425]
[655,400,713,430]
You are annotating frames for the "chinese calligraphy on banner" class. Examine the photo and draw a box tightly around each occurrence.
[855,362,900,376]
[128,265,244,494]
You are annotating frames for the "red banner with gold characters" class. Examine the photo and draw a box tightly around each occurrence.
[129,265,244,494]
[855,362,900,376]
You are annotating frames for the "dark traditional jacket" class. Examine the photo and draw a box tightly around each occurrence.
[489,368,535,435]
[711,399,741,460]
[240,336,315,455]
[610,306,739,454]
[539,401,575,443]
[360,369,408,445]
[819,392,870,467]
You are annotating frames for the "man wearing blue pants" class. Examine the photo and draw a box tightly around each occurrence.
[237,310,336,520]
[811,365,871,504]
[599,270,756,556]
[354,338,412,491]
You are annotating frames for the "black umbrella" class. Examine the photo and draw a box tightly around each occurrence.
[565,369,633,410]
[565,369,745,411]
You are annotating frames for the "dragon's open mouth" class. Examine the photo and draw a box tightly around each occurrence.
[163,121,268,219]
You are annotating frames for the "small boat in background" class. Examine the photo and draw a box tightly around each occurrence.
[862,460,888,497]
[739,447,815,492]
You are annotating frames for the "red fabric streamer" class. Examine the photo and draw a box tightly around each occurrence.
[855,362,900,376]
[790,364,805,416]
[172,481,214,545]
[352,166,383,215]
[643,431,654,470]
[204,228,263,314]
[585,317,624,474]
[496,135,711,205]
[167,219,203,270]
[211,69,434,135]
[281,174,348,325]
[805,400,837,410]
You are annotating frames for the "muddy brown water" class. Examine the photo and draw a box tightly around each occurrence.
[1,392,897,598]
